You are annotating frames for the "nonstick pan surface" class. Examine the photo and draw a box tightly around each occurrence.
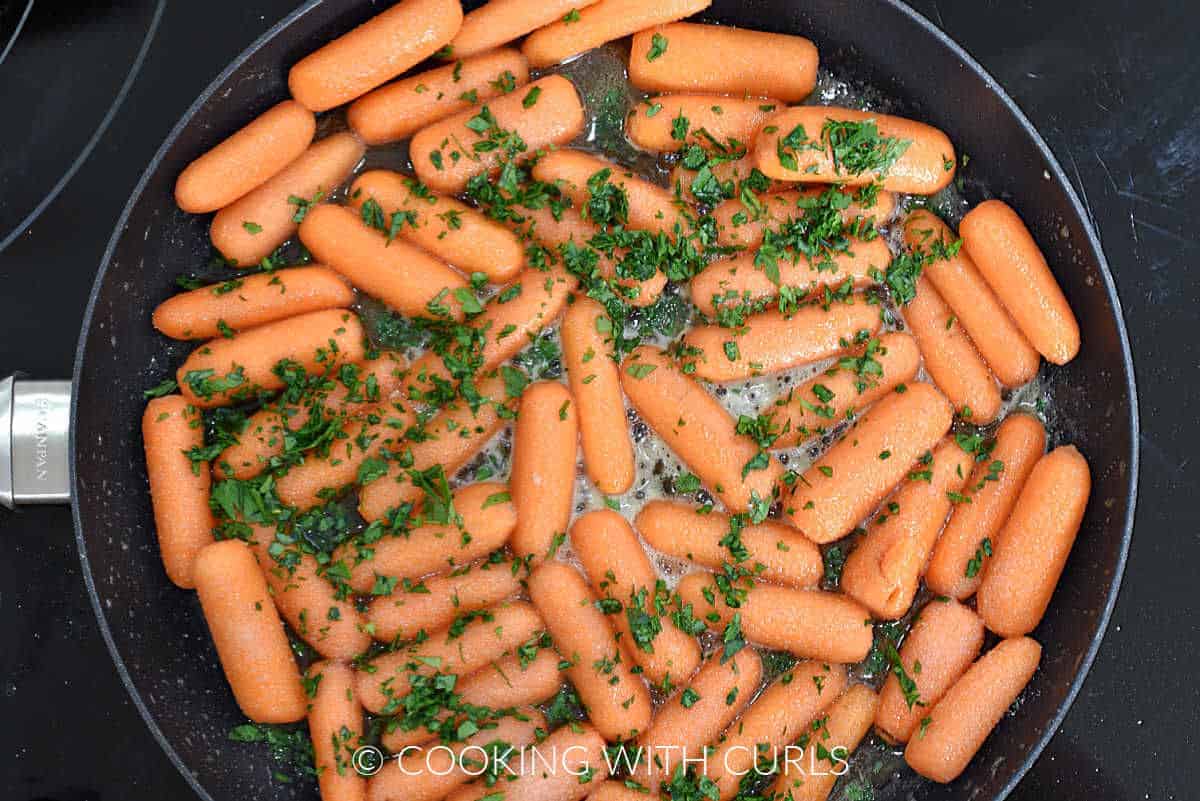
[70,1,1139,799]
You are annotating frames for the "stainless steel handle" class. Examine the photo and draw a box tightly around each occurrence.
[1,376,72,508]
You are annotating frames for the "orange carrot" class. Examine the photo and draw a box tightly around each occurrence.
[449,0,602,60]
[307,661,366,801]
[510,382,579,564]
[771,684,879,801]
[710,187,897,251]
[444,724,610,801]
[522,0,713,68]
[627,94,783,153]
[175,100,315,213]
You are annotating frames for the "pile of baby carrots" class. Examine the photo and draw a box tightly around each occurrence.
[141,0,1091,799]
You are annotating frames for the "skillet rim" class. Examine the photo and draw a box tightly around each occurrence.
[69,1,1140,799]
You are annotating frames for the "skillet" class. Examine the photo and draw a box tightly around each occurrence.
[0,0,1140,798]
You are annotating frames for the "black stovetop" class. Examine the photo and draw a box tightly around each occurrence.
[1,2,1196,799]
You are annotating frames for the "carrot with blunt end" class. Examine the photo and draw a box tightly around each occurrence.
[960,200,1080,365]
[925,413,1046,600]
[768,332,921,449]
[288,0,463,112]
[976,446,1091,637]
[348,49,531,145]
[629,23,818,103]
[175,100,315,213]
[367,556,522,643]
[142,396,213,589]
[771,684,879,801]
[411,75,584,194]
[561,297,636,494]
[588,782,662,801]
[782,382,953,543]
[211,132,365,266]
[754,106,956,195]
[403,265,579,397]
[635,501,822,589]
[905,637,1042,782]
[670,154,782,205]
[192,540,307,723]
[274,403,414,511]
[627,95,783,153]
[217,354,407,480]
[904,276,1002,423]
[153,266,354,341]
[444,723,610,801]
[176,308,365,408]
[520,205,665,306]
[690,239,890,319]
[381,649,561,752]
[904,210,1040,387]
[248,525,370,660]
[449,0,603,60]
[527,562,653,741]
[521,0,712,68]
[356,601,545,714]
[307,661,366,801]
[572,510,702,685]
[707,661,847,800]
[299,204,471,321]
[676,573,872,663]
[620,346,783,513]
[711,186,898,250]
[510,382,579,564]
[532,149,688,237]
[369,710,547,801]
[630,650,762,791]
[840,438,973,619]
[347,169,524,283]
[340,482,517,594]
[358,373,516,522]
[680,298,882,383]
[875,600,984,744]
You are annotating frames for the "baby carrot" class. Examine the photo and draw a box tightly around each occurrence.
[707,661,846,800]
[348,49,530,145]
[676,572,872,663]
[767,332,921,448]
[976,446,1091,637]
[347,169,525,284]
[925,413,1046,600]
[904,210,1040,387]
[510,382,579,564]
[754,106,956,195]
[444,724,610,801]
[620,346,783,513]
[875,599,984,744]
[904,637,1041,782]
[781,382,953,543]
[288,0,463,111]
[211,132,364,266]
[771,683,879,801]
[142,395,214,588]
[627,95,783,153]
[306,661,366,801]
[175,100,315,213]
[527,562,653,741]
[299,203,471,321]
[521,0,713,68]
[193,540,308,723]
[411,75,584,194]
[561,296,636,494]
[449,0,602,60]
[903,275,1001,423]
[635,501,822,589]
[367,556,521,643]
[710,186,897,251]
[680,298,882,383]
[587,782,662,801]
[960,200,1080,364]
[152,265,353,341]
[572,509,702,685]
[629,23,818,103]
[840,438,973,619]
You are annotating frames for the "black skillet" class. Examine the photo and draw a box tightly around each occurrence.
[35,0,1140,798]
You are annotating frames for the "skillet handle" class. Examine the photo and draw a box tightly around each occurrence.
[0,375,72,509]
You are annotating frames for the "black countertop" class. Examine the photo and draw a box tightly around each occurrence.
[1,2,1196,799]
